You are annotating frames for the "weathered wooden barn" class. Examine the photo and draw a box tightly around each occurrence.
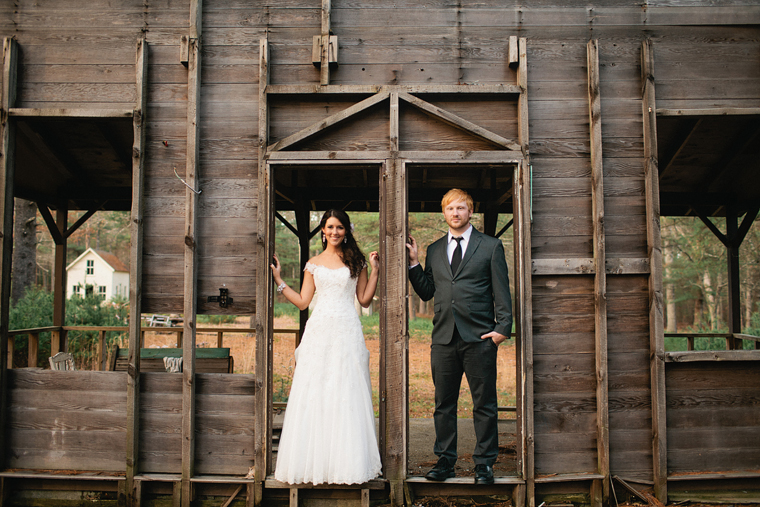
[0,0,758,506]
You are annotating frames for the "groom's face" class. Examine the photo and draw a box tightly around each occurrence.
[443,199,473,233]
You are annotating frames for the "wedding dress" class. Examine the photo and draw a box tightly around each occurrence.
[274,262,382,485]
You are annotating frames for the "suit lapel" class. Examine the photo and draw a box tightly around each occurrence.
[453,229,482,277]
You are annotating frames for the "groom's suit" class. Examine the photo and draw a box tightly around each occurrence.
[409,226,512,466]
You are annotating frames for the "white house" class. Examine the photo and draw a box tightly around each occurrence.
[66,248,129,301]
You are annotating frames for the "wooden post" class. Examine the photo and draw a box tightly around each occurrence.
[320,0,331,85]
[254,37,273,506]
[98,330,106,371]
[126,36,148,507]
[295,202,310,342]
[5,338,11,369]
[28,332,38,368]
[217,331,223,348]
[182,19,202,504]
[0,46,18,463]
[641,39,667,503]
[380,158,408,506]
[515,36,534,507]
[726,206,740,350]
[51,205,68,355]
[587,39,609,507]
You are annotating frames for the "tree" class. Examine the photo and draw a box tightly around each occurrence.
[12,199,37,304]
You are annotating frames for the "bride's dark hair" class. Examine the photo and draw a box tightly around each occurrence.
[319,209,366,279]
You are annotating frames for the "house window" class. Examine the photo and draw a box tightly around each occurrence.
[86,259,94,275]
[98,286,107,300]
[73,285,80,294]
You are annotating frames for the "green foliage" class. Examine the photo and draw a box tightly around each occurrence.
[9,286,54,367]
[66,293,129,369]
[9,287,129,369]
[274,302,300,319]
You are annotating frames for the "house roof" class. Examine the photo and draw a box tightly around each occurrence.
[66,247,129,273]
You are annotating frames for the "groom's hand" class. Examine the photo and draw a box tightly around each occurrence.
[406,235,419,265]
[481,331,507,346]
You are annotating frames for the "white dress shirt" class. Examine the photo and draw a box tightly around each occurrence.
[447,225,473,264]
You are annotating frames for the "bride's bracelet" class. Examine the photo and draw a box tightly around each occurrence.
[276,282,287,293]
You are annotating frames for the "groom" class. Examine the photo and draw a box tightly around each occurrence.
[407,188,512,485]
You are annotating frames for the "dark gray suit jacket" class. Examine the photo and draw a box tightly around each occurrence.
[409,228,513,345]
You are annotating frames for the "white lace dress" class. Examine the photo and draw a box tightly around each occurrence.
[274,262,382,485]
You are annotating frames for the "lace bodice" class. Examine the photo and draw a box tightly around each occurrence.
[305,261,358,313]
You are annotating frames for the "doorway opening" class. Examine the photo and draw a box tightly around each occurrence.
[405,162,519,479]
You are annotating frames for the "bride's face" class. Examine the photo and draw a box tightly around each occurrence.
[323,217,347,247]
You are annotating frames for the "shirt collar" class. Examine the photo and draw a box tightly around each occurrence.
[448,224,473,243]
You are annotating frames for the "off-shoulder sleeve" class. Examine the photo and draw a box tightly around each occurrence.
[304,261,317,274]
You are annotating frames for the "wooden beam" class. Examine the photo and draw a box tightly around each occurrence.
[707,123,760,191]
[36,204,65,245]
[587,39,609,507]
[181,27,202,507]
[495,218,513,239]
[126,36,148,507]
[657,107,760,117]
[274,211,298,237]
[641,39,667,504]
[266,90,390,153]
[380,158,408,506]
[664,350,760,362]
[0,36,18,468]
[658,117,701,182]
[9,108,133,118]
[254,37,272,506]
[64,204,104,239]
[398,91,521,150]
[265,84,522,95]
[267,150,522,163]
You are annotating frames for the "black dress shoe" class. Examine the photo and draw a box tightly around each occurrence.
[474,464,494,485]
[425,457,455,481]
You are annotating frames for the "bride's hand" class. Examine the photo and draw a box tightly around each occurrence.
[368,251,379,270]
[270,253,282,282]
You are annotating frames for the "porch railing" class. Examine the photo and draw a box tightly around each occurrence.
[664,332,760,351]
[6,325,300,371]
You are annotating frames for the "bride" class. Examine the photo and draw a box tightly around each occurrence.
[270,209,382,485]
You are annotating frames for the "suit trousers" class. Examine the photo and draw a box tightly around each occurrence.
[431,327,499,466]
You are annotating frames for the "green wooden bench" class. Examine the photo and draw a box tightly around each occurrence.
[109,346,234,373]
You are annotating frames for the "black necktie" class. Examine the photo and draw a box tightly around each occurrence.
[451,236,463,274]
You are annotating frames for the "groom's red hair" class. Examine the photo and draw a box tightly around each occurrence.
[441,188,474,212]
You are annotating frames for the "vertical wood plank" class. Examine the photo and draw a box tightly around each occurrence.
[320,0,331,85]
[380,158,408,506]
[289,488,298,507]
[28,332,38,368]
[52,206,68,355]
[587,39,609,507]
[254,37,272,506]
[182,28,202,507]
[515,36,534,507]
[641,39,667,503]
[390,92,399,153]
[126,36,148,507]
[0,44,18,452]
[515,160,534,507]
[98,330,106,371]
[725,206,739,350]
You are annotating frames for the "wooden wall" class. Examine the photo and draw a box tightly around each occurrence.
[7,370,255,475]
[1,0,760,503]
[666,362,760,474]
[8,370,127,471]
